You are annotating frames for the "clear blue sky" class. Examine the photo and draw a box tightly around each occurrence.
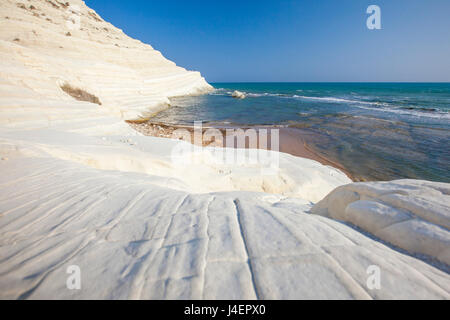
[85,0,450,82]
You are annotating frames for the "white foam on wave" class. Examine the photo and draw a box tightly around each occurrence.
[210,90,449,120]
[210,89,286,98]
[293,95,449,119]
[244,92,284,97]
[208,88,229,95]
[293,95,391,106]
[354,105,450,120]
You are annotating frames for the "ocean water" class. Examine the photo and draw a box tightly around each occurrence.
[150,83,450,182]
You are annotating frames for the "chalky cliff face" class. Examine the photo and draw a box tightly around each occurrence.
[0,0,212,122]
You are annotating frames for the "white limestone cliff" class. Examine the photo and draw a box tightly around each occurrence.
[0,0,212,123]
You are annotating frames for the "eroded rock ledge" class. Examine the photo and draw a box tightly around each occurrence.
[312,180,450,266]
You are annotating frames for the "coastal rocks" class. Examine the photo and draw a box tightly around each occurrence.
[232,90,246,99]
[0,156,449,299]
[311,180,450,265]
[0,0,449,300]
[0,0,212,123]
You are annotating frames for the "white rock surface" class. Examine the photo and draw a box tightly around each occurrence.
[232,90,246,99]
[0,0,212,122]
[0,152,449,299]
[311,180,450,266]
[0,0,449,299]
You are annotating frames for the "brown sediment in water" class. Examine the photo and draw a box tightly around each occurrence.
[277,127,356,181]
[127,120,356,181]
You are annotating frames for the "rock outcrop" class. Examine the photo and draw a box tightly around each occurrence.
[0,0,212,122]
[311,180,450,266]
[232,90,246,99]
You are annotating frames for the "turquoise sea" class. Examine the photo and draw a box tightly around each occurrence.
[150,83,450,182]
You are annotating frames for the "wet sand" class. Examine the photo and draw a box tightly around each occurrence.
[127,120,356,181]
[277,127,355,181]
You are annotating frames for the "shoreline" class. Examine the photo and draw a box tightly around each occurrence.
[127,120,356,181]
